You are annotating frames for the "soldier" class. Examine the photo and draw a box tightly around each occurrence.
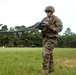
[41,6,63,75]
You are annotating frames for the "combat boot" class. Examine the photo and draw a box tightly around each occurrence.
[41,69,48,75]
[49,69,54,73]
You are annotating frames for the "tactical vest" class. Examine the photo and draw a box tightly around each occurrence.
[41,15,58,38]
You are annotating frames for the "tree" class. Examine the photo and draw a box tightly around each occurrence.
[63,27,73,36]
[57,27,76,48]
[2,25,8,31]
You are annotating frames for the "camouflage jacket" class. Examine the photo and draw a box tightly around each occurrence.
[41,15,63,38]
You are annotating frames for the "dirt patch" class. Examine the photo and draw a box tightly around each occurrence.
[57,58,76,67]
[64,59,76,67]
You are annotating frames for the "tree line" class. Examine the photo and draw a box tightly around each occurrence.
[0,24,76,48]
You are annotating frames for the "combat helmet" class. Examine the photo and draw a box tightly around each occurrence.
[45,6,55,13]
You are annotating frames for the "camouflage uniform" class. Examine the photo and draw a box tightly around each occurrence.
[41,15,63,72]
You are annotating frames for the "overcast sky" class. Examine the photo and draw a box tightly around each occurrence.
[0,0,76,34]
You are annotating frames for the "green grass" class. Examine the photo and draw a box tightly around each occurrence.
[0,47,76,75]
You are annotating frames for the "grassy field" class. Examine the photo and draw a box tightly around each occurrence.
[0,47,76,75]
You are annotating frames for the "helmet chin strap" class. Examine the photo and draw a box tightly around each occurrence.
[48,16,51,18]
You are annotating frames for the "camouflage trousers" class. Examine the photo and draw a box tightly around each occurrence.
[42,37,57,72]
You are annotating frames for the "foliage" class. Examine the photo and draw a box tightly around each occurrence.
[0,24,76,47]
[57,27,76,48]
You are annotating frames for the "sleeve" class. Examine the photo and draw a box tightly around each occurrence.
[55,16,63,33]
